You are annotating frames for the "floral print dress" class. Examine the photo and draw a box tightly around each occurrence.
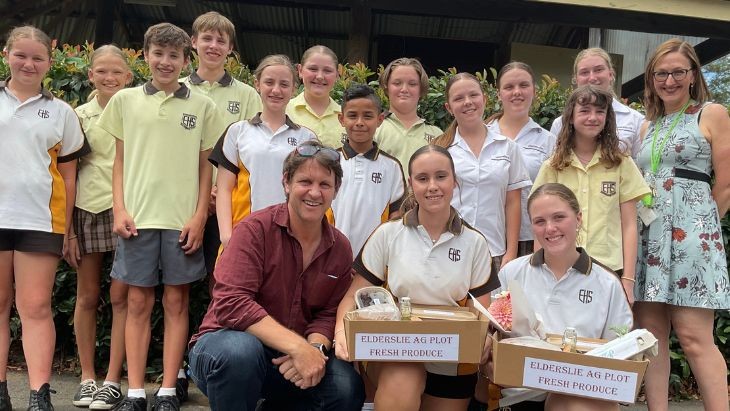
[635,103,730,309]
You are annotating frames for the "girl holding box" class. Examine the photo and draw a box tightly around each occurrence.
[334,145,499,411]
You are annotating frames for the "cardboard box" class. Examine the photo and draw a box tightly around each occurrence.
[344,305,489,363]
[491,333,649,403]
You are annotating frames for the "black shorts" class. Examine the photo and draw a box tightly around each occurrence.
[0,229,64,256]
[424,372,478,399]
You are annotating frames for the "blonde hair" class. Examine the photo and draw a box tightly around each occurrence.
[433,72,484,148]
[254,54,298,86]
[643,39,710,121]
[4,25,52,58]
[301,45,338,67]
[192,11,235,45]
[527,182,581,219]
[90,44,128,67]
[379,57,429,97]
[573,47,616,96]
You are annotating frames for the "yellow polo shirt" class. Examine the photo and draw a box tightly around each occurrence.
[373,112,442,180]
[97,82,226,230]
[286,92,344,148]
[182,71,261,125]
[75,96,115,213]
[532,151,650,270]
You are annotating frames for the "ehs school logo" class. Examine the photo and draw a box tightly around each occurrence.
[287,137,298,146]
[37,109,50,118]
[600,181,616,196]
[578,289,593,304]
[227,101,240,114]
[448,248,461,262]
[180,113,197,130]
[371,172,383,184]
[424,133,436,143]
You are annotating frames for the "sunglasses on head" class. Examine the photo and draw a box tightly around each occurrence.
[295,144,340,161]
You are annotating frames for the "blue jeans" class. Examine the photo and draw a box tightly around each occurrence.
[189,329,365,411]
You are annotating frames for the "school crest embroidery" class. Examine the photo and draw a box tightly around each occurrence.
[371,172,383,184]
[180,113,197,130]
[37,109,50,119]
[448,248,461,262]
[600,181,616,196]
[578,289,593,304]
[227,101,240,114]
[424,133,436,143]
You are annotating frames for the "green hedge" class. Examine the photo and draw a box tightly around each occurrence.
[1,43,727,396]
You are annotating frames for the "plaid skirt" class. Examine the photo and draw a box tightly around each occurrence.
[73,207,116,255]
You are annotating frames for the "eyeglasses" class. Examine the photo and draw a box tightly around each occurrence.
[295,144,340,161]
[652,68,692,82]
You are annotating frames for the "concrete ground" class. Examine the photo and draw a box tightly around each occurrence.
[4,370,709,410]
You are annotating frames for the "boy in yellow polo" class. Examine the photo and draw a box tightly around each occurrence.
[97,23,226,411]
[183,11,262,276]
[179,12,263,399]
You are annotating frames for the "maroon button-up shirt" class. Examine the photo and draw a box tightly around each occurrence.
[191,203,354,346]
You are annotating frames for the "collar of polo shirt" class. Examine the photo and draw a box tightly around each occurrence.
[0,80,54,99]
[143,81,191,99]
[384,111,426,125]
[248,112,300,130]
[341,140,380,160]
[188,70,234,87]
[403,206,463,235]
[529,247,593,275]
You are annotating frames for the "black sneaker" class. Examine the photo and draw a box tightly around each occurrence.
[151,395,179,411]
[0,381,11,411]
[28,383,55,411]
[72,379,98,407]
[89,384,123,410]
[175,376,189,403]
[110,397,146,411]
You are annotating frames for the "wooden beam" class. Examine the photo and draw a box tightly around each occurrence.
[347,1,371,64]
[249,0,730,40]
[529,0,730,22]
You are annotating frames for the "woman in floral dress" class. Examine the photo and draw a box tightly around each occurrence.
[635,39,730,411]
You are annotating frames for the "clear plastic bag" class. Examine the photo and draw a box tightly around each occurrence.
[352,302,402,321]
[355,286,396,309]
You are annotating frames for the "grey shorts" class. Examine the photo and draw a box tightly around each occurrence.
[111,229,206,287]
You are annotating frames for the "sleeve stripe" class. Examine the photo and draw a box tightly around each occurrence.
[353,253,384,286]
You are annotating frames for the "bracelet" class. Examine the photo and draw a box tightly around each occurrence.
[335,329,345,336]
[621,277,636,283]
[67,235,78,240]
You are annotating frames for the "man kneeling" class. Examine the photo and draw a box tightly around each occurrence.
[189,141,365,411]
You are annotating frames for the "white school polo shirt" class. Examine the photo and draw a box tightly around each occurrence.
[498,249,633,340]
[355,207,499,306]
[0,82,88,234]
[209,113,317,225]
[331,142,406,256]
[487,119,556,241]
[449,125,532,256]
[550,99,644,158]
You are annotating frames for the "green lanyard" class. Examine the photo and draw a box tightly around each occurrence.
[642,100,690,207]
[649,100,691,173]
